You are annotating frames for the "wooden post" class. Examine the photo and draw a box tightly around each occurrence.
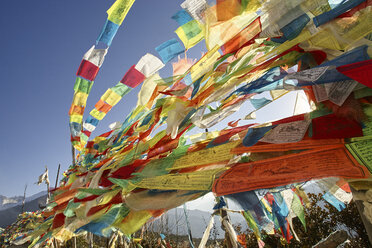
[108,232,118,248]
[45,166,50,204]
[71,145,76,165]
[215,197,237,248]
[54,164,61,189]
[53,238,60,248]
[73,235,77,248]
[220,208,234,248]
[21,184,27,213]
[183,204,195,248]
[71,146,78,248]
[89,232,94,248]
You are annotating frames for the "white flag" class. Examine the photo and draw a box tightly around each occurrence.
[36,167,49,185]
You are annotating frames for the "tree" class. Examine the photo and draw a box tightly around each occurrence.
[238,193,370,248]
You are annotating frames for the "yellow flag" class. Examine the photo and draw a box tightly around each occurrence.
[72,92,88,107]
[54,228,75,242]
[90,108,107,120]
[101,89,122,106]
[69,114,83,124]
[113,210,152,235]
[137,168,227,191]
[107,0,136,25]
[190,45,221,81]
[307,29,342,51]
[257,30,312,64]
[175,20,205,50]
[171,140,241,170]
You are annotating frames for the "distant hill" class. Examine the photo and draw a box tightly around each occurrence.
[0,191,47,211]
[150,208,247,239]
[0,193,47,228]
[0,195,24,211]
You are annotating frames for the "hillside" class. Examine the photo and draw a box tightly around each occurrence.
[0,191,47,211]
[0,194,47,228]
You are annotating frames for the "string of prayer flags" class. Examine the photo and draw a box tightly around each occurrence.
[70,45,109,148]
[81,64,146,139]
[80,54,162,143]
[69,77,93,135]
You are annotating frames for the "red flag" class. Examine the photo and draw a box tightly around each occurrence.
[76,60,99,81]
[120,65,146,88]
[337,60,372,88]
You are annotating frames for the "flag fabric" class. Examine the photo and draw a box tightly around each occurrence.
[36,167,49,186]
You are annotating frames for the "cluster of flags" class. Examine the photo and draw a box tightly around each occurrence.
[2,0,372,247]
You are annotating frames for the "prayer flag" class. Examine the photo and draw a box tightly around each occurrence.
[155,39,185,64]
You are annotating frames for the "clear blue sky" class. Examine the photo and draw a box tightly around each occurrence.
[0,0,300,198]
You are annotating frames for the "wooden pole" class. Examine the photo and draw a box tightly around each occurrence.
[53,238,60,248]
[71,146,78,248]
[220,208,234,248]
[45,166,50,204]
[21,184,27,213]
[54,164,61,189]
[215,197,236,248]
[109,232,118,248]
[183,204,195,248]
[71,145,76,165]
[73,235,77,248]
[89,232,94,248]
